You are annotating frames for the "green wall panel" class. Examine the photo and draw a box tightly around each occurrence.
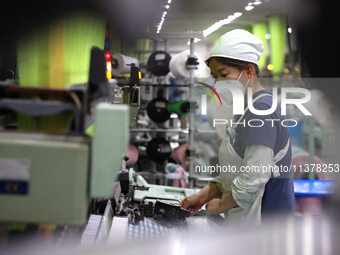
[252,23,267,70]
[269,15,286,76]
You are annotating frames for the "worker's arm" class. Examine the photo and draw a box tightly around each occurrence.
[198,182,222,203]
[180,182,222,213]
[206,144,274,215]
[206,191,237,215]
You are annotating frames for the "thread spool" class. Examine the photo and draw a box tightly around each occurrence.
[146,97,170,123]
[169,50,210,79]
[147,51,171,76]
[112,54,139,75]
[146,97,190,123]
[125,145,139,166]
[171,144,189,166]
[146,138,172,163]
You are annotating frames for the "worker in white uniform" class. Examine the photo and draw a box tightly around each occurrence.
[181,29,294,224]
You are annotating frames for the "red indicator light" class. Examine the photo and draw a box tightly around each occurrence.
[105,51,111,61]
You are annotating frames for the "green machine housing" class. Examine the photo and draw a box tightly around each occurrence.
[0,103,129,225]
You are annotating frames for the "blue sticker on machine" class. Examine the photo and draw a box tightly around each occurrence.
[0,158,30,195]
[0,180,29,195]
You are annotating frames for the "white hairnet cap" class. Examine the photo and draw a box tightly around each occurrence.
[206,29,264,65]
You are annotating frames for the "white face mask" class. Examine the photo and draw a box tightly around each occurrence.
[212,69,250,139]
[214,68,250,106]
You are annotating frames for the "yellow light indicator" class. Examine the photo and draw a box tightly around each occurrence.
[267,64,274,71]
[138,71,142,79]
[294,66,300,74]
[283,67,290,74]
[106,62,112,79]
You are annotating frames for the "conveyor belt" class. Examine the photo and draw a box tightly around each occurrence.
[80,214,102,246]
[108,217,173,242]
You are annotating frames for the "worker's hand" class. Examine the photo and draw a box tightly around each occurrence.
[180,193,205,214]
[205,198,222,215]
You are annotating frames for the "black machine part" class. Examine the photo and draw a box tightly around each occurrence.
[128,63,140,87]
[146,97,170,123]
[180,101,191,114]
[154,200,191,225]
[185,56,199,70]
[117,181,216,227]
[0,85,88,133]
[127,202,154,225]
[147,51,171,76]
[180,101,198,114]
[88,47,110,103]
[127,200,191,226]
[153,200,224,227]
[0,98,81,133]
[117,170,130,195]
[146,137,172,163]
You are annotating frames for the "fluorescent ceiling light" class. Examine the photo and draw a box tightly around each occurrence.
[198,1,263,41]
[156,2,170,33]
[245,5,254,11]
[228,15,236,21]
[202,15,238,37]
[233,12,242,18]
[221,18,231,25]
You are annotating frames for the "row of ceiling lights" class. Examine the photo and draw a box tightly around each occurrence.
[157,1,292,43]
[194,1,263,43]
[245,0,263,11]
[156,0,172,34]
[157,0,262,35]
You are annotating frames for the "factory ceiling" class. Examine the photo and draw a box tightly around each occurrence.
[0,0,291,47]
[106,0,291,42]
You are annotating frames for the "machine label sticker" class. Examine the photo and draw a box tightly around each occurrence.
[155,53,166,60]
[0,158,30,195]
